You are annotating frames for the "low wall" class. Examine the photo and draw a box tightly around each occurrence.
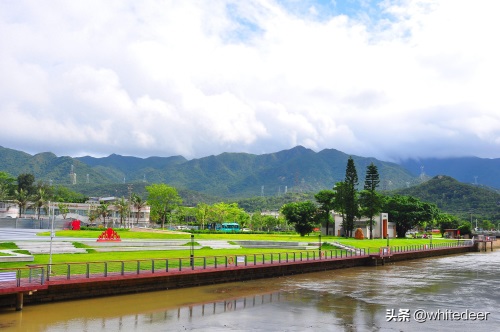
[0,218,73,230]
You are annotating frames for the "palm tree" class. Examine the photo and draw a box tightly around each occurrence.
[97,203,111,227]
[33,187,49,220]
[114,197,129,227]
[14,188,30,218]
[131,194,146,225]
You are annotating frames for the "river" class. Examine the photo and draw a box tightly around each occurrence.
[1,250,498,331]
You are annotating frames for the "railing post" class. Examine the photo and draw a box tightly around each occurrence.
[86,263,90,278]
[137,261,140,275]
[179,258,182,271]
[121,262,125,276]
[152,259,155,273]
[204,257,206,269]
[225,256,228,268]
[104,262,108,277]
[254,254,256,265]
[215,257,218,269]
[279,253,281,263]
[67,264,70,280]
[245,255,248,266]
[271,254,273,264]
[15,270,20,287]
[166,259,169,272]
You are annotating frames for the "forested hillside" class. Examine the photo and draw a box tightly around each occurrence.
[394,175,500,222]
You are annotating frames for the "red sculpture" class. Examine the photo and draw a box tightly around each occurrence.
[97,228,121,242]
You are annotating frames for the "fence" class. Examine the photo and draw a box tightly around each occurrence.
[0,266,45,290]
[389,239,473,253]
[1,240,473,290]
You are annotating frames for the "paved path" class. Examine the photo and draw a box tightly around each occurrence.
[14,241,87,254]
[197,240,241,249]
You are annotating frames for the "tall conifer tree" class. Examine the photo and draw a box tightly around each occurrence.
[344,157,359,237]
[360,162,382,239]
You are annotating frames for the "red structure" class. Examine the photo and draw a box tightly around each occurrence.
[97,228,121,242]
[71,220,81,230]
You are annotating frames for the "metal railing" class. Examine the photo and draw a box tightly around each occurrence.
[1,240,474,289]
[35,248,368,282]
[389,240,473,253]
[0,266,45,290]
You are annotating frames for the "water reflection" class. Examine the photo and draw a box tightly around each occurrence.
[1,251,499,331]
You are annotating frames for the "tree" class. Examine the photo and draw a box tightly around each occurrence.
[96,203,111,227]
[332,181,347,233]
[359,163,382,239]
[17,173,35,195]
[146,184,182,229]
[57,203,70,219]
[33,187,49,220]
[482,220,494,231]
[195,203,210,230]
[382,195,439,238]
[131,193,147,225]
[314,190,335,235]
[14,188,30,217]
[52,185,87,203]
[437,213,459,236]
[114,197,129,227]
[343,157,359,237]
[281,201,318,236]
[0,171,15,200]
[457,223,472,238]
[206,202,248,228]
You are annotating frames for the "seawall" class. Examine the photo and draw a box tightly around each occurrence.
[0,245,473,309]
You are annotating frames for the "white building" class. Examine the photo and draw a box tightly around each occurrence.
[0,201,19,218]
[330,212,396,238]
[0,198,151,226]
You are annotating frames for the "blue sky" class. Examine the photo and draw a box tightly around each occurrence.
[1,0,499,162]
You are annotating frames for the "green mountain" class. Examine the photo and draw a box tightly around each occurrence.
[400,157,500,188]
[394,175,500,222]
[0,145,417,199]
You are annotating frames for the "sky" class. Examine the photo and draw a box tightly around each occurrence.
[1,0,499,162]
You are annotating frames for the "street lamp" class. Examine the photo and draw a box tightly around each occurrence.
[190,234,195,268]
[48,201,55,275]
[318,233,322,259]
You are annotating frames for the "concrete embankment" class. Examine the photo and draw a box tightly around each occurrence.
[0,245,474,309]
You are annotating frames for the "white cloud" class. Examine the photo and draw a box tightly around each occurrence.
[1,0,499,161]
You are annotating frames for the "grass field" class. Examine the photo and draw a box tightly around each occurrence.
[0,229,457,270]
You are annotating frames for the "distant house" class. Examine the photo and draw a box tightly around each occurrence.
[0,201,19,218]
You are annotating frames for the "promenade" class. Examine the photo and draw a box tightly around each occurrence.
[0,240,475,311]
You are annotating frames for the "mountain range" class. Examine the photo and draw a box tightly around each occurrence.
[1,145,499,200]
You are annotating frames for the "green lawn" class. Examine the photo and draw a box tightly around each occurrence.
[0,230,461,270]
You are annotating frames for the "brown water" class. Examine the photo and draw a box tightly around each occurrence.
[1,251,499,331]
